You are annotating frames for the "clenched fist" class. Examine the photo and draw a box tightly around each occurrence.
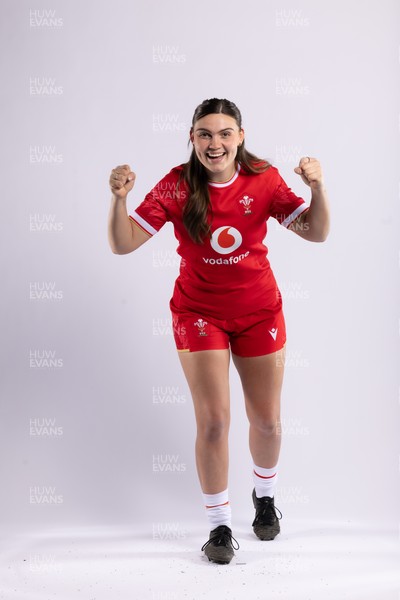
[109,164,136,198]
[294,157,324,189]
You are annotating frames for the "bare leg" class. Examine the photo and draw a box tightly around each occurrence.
[177,349,231,494]
[232,346,286,468]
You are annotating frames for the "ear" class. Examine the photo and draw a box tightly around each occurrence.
[239,128,245,145]
[189,127,194,144]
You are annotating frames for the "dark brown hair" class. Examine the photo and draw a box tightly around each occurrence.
[178,98,271,243]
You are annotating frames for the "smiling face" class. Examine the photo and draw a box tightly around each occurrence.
[190,113,245,183]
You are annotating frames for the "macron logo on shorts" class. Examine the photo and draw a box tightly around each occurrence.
[268,327,278,341]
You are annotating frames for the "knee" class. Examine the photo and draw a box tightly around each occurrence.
[250,416,280,437]
[198,416,229,443]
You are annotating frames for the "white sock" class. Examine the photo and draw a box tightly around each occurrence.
[253,463,278,499]
[202,488,231,530]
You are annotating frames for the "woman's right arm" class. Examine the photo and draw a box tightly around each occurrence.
[108,164,151,254]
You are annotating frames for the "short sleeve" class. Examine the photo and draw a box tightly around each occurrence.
[269,168,309,228]
[129,171,177,236]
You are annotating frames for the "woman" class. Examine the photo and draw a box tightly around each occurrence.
[108,98,329,565]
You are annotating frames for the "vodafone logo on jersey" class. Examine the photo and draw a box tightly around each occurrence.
[203,225,249,266]
[210,226,242,255]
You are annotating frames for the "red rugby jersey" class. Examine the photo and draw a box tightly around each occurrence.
[129,163,308,319]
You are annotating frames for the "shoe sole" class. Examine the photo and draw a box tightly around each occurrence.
[253,524,280,541]
[206,557,232,564]
[204,547,234,564]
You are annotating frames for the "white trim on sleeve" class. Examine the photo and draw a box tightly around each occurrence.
[130,211,158,236]
[281,204,309,229]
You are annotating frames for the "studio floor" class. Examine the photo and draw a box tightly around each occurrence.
[1,519,399,600]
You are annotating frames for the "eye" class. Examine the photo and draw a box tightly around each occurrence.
[198,132,210,138]
[221,131,231,137]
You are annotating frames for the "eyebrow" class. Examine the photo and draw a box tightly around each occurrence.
[195,127,235,133]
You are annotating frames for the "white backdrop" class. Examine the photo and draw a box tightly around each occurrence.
[1,0,399,535]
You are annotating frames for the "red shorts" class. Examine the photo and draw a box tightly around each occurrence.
[171,306,286,357]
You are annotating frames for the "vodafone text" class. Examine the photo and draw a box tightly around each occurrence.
[203,251,250,265]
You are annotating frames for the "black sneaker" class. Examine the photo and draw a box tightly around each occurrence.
[201,525,239,564]
[252,488,282,540]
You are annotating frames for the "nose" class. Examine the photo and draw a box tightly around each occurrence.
[208,135,222,149]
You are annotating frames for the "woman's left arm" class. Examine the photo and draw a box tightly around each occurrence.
[289,156,330,242]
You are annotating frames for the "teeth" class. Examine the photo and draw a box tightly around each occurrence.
[208,153,224,158]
